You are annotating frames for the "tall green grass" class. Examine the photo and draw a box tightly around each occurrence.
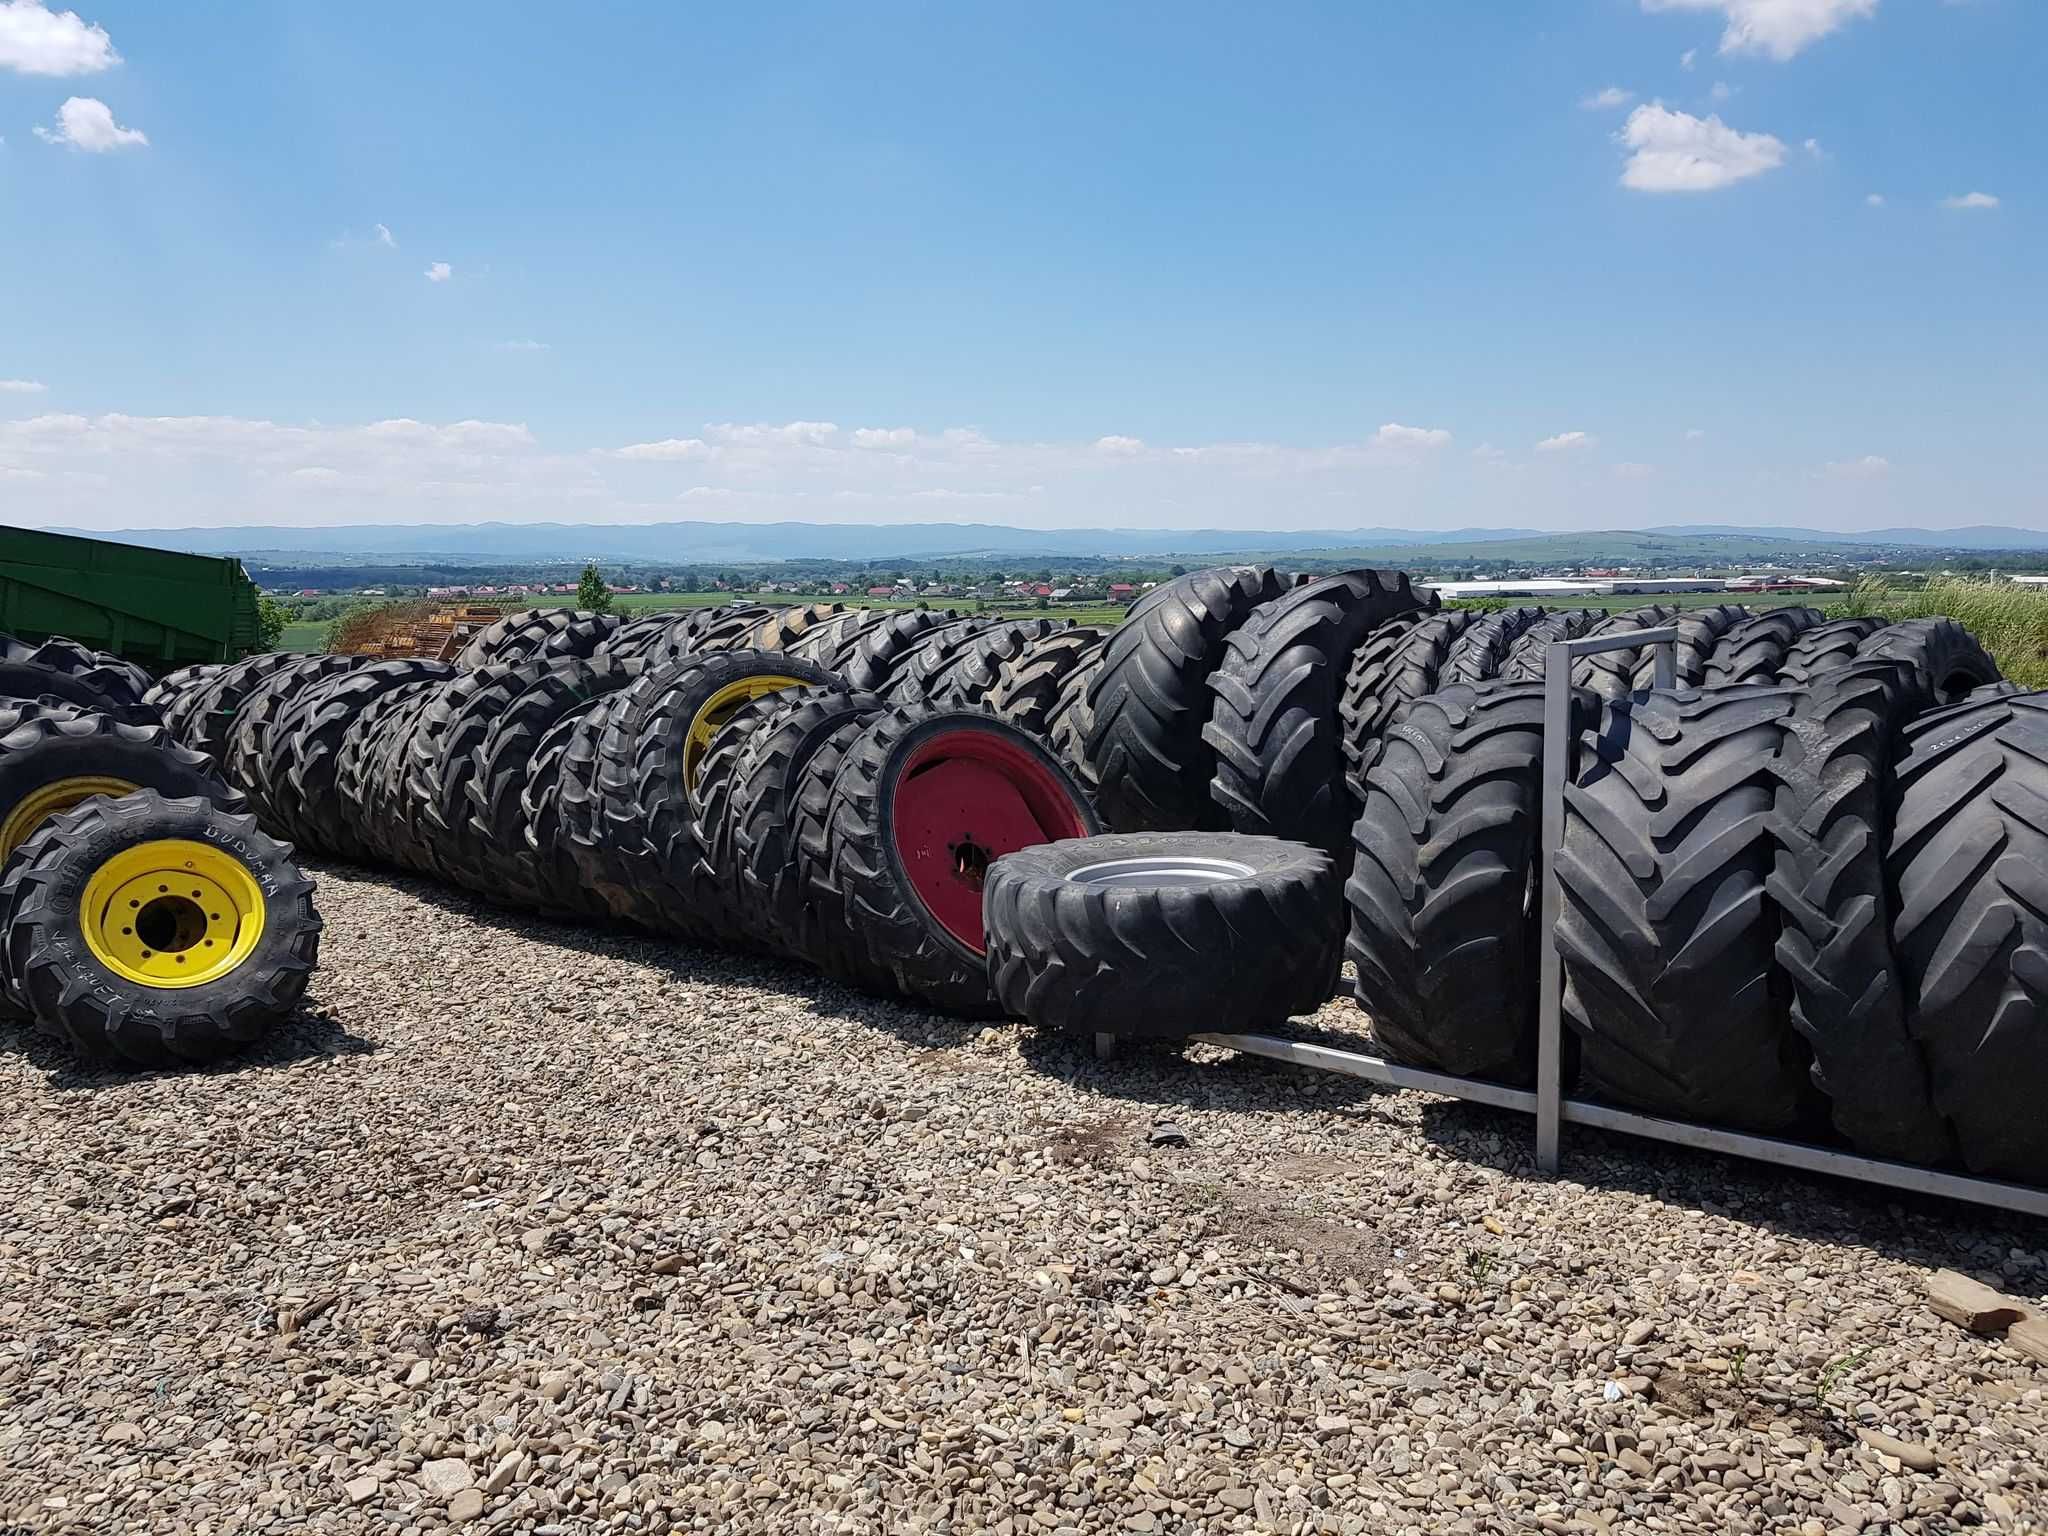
[1828,577,2048,689]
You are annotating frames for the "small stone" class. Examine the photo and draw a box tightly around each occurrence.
[2007,1315,2048,1365]
[1924,1269,2028,1334]
[1218,1488,1255,1511]
[405,1360,431,1387]
[101,1421,143,1444]
[1147,1122,1189,1148]
[1622,1319,1657,1348]
[1857,1429,1936,1473]
[344,1475,380,1506]
[485,1451,520,1495]
[1617,1449,1655,1479]
[448,1488,485,1521]
[651,1254,685,1276]
[699,1419,728,1443]
[421,1457,475,1497]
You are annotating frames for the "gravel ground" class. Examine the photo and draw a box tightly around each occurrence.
[3,862,2046,1535]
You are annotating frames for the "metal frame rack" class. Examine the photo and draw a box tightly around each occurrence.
[1178,628,2048,1222]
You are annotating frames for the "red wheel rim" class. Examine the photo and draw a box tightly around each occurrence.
[891,729,1090,955]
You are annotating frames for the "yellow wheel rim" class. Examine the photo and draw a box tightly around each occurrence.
[683,675,803,794]
[0,775,139,864]
[79,838,267,990]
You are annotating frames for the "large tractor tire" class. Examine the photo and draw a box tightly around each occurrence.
[1887,689,2048,1182]
[888,618,1067,711]
[0,791,318,1067]
[1497,610,1603,684]
[1206,569,1434,855]
[987,627,1108,742]
[1630,604,1749,689]
[516,703,611,921]
[1777,617,1885,686]
[452,609,587,670]
[0,701,243,876]
[464,654,643,914]
[224,655,366,827]
[1766,661,1951,1165]
[789,712,902,989]
[1079,565,1290,832]
[876,617,1010,706]
[1857,617,2002,706]
[985,833,1340,1040]
[785,608,895,671]
[595,650,843,942]
[172,652,306,771]
[1047,646,1107,798]
[596,612,696,663]
[1440,607,1547,687]
[748,603,849,653]
[334,679,443,863]
[406,662,560,889]
[820,708,1099,1014]
[536,611,624,662]
[724,689,887,962]
[643,603,782,665]
[375,685,455,877]
[267,659,456,856]
[0,634,153,717]
[1703,607,1824,688]
[143,664,223,719]
[1555,686,1810,1131]
[835,610,964,693]
[1336,608,1477,797]
[555,694,663,928]
[1570,606,1678,703]
[1346,682,1592,1082]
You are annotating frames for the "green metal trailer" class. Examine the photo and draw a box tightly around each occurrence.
[0,524,263,668]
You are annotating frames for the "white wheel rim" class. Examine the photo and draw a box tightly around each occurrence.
[1062,854,1256,888]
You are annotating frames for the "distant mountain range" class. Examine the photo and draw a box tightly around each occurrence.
[44,519,2048,564]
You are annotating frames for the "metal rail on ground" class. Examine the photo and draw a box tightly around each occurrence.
[1173,628,2048,1223]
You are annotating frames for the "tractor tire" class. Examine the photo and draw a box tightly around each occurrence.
[596,612,696,663]
[225,656,365,827]
[987,627,1107,741]
[1441,607,1547,687]
[407,662,558,889]
[1206,569,1435,855]
[1630,604,1749,689]
[0,791,318,1067]
[836,610,964,693]
[1887,689,2048,1181]
[789,711,902,989]
[1047,647,1106,797]
[647,603,782,663]
[725,688,887,961]
[1703,607,1824,688]
[890,618,1068,712]
[1765,660,1951,1164]
[1346,682,1593,1082]
[334,679,442,863]
[595,650,843,941]
[1337,609,1478,798]
[1857,617,2002,706]
[1778,617,1885,686]
[452,609,587,670]
[517,703,611,921]
[555,693,663,928]
[1570,606,1678,702]
[464,654,644,915]
[270,659,456,856]
[1555,685,1810,1131]
[371,686,446,876]
[985,832,1341,1040]
[749,603,850,652]
[0,701,243,876]
[1080,565,1290,832]
[819,708,1099,1014]
[536,611,624,661]
[160,665,231,748]
[0,634,153,717]
[1497,610,1604,684]
[178,652,307,771]
[877,616,1012,706]
[142,664,223,718]
[785,608,894,671]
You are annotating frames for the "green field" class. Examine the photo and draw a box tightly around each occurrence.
[610,590,1133,628]
[279,621,326,653]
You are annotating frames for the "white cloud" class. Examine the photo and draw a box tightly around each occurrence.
[1640,0,1878,61]
[614,437,713,462]
[32,94,145,151]
[1471,442,1507,463]
[1825,454,1891,478]
[495,339,549,353]
[0,0,116,75]
[0,378,47,393]
[1941,191,1999,210]
[1709,80,1736,101]
[1618,104,1786,192]
[707,420,838,446]
[1680,47,1698,69]
[1803,136,1825,158]
[375,223,397,248]
[1685,427,1707,439]
[1536,431,1596,453]
[1094,435,1146,455]
[851,427,916,449]
[424,261,452,282]
[1370,422,1453,451]
[1581,86,1635,110]
[1866,192,1885,206]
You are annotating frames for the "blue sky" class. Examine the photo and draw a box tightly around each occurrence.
[2,0,2039,533]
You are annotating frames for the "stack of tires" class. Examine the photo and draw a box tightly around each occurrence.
[144,603,1110,1019]
[0,634,321,1069]
[1344,612,2048,1185]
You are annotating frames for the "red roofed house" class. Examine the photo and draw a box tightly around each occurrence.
[1108,583,1137,598]
[868,586,895,597]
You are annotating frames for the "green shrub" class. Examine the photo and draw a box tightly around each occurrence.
[1827,576,2048,688]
